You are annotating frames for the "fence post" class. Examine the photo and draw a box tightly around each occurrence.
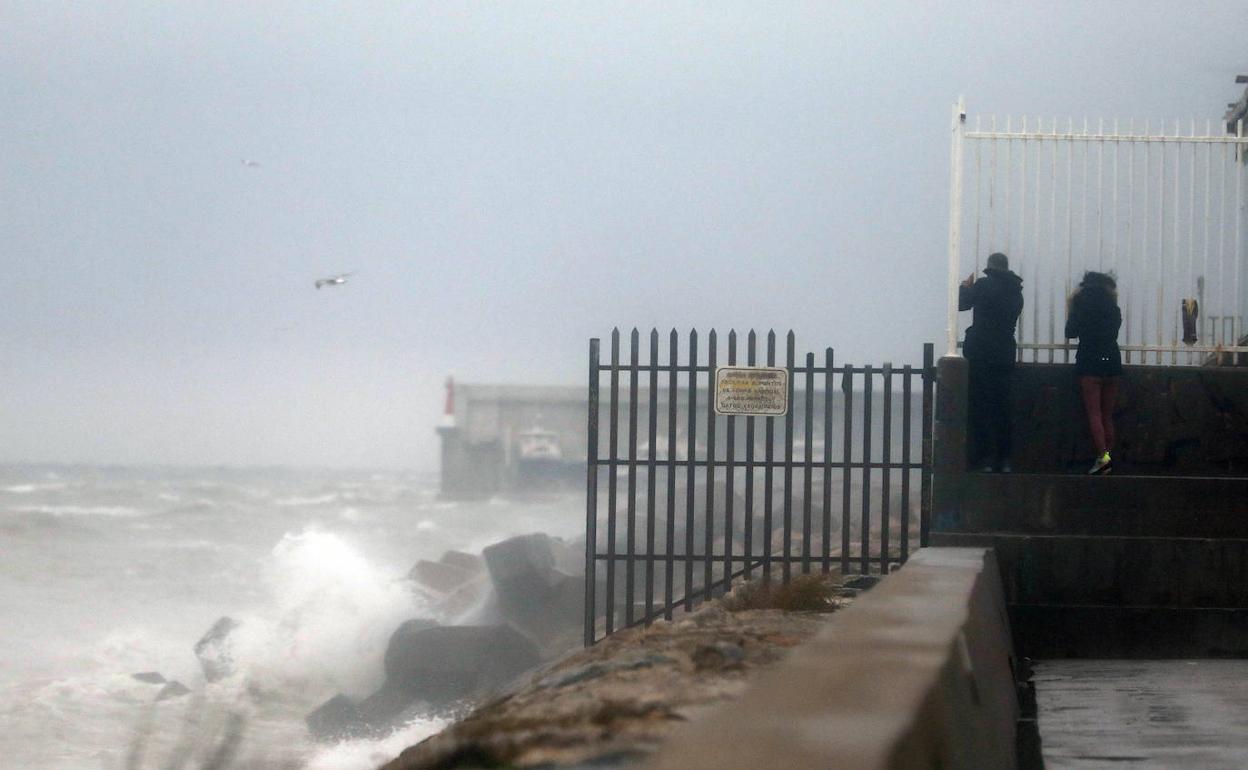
[606,330,620,635]
[946,96,967,357]
[584,338,600,647]
[625,330,639,626]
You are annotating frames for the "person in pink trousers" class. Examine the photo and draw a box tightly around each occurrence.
[1064,271,1122,474]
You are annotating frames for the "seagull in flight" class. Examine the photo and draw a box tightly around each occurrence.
[315,272,354,289]
[241,159,261,168]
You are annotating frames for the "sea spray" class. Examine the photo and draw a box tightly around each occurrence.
[0,465,581,770]
[303,715,448,770]
[225,528,424,700]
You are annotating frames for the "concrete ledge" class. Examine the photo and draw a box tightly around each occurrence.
[1011,605,1248,659]
[933,473,1248,538]
[931,532,1248,608]
[645,548,1018,770]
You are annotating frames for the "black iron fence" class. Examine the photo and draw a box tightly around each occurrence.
[583,329,935,646]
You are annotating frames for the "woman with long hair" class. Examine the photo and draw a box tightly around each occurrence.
[1064,271,1122,474]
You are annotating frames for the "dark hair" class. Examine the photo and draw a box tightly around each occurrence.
[1079,270,1117,290]
[1078,270,1118,300]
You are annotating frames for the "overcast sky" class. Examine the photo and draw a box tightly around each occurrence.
[3,1,1245,469]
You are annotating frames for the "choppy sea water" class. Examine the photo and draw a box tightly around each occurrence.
[0,464,582,770]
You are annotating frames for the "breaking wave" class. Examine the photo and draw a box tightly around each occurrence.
[303,715,448,770]
[224,528,424,698]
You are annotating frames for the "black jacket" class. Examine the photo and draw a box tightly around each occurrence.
[1064,275,1122,377]
[959,268,1024,368]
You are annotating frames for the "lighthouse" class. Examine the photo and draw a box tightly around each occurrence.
[436,375,470,498]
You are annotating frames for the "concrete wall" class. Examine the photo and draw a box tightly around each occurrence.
[932,356,1248,659]
[645,548,1019,770]
[996,362,1247,475]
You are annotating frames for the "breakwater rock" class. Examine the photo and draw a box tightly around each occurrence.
[379,571,859,769]
[193,616,240,682]
[307,532,586,742]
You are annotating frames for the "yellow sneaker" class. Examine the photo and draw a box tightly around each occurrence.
[1088,451,1112,475]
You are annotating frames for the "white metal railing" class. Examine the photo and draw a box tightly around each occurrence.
[945,97,1248,365]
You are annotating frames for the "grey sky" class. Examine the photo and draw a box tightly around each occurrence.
[3,1,1245,469]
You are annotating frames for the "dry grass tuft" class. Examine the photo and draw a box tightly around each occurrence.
[721,574,837,613]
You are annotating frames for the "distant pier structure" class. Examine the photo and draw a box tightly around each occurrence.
[436,374,916,500]
[437,377,587,498]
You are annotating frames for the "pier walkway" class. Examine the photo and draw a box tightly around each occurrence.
[1034,660,1248,768]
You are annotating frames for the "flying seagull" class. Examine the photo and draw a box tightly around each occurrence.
[241,159,261,168]
[315,273,353,289]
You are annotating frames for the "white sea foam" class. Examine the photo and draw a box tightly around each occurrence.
[3,482,68,494]
[11,504,142,517]
[303,715,447,770]
[225,529,422,698]
[274,493,341,507]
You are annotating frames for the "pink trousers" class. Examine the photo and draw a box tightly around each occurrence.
[1079,376,1119,456]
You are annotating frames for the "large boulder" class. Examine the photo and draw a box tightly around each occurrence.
[384,617,440,653]
[193,617,239,683]
[409,559,474,594]
[383,623,540,704]
[305,684,431,743]
[439,550,485,574]
[435,578,498,626]
[131,671,166,685]
[306,694,367,742]
[483,534,564,606]
[553,536,586,576]
[357,682,430,730]
[480,534,586,654]
[505,573,584,651]
[156,680,191,701]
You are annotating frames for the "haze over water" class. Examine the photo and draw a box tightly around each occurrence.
[3,2,1246,769]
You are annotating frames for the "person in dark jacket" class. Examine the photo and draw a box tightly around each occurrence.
[1064,271,1122,474]
[959,252,1024,472]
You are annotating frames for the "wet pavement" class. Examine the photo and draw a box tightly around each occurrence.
[1034,659,1248,768]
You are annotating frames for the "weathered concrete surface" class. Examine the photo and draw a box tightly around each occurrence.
[1012,605,1248,660]
[933,473,1248,537]
[932,476,1248,657]
[1034,660,1248,768]
[934,359,1248,476]
[1011,363,1248,476]
[379,574,853,770]
[938,532,1248,608]
[932,360,1248,658]
[646,548,1018,770]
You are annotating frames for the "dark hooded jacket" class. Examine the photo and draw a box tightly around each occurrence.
[1064,272,1122,377]
[959,267,1024,368]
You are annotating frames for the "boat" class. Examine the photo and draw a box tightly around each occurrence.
[514,421,580,489]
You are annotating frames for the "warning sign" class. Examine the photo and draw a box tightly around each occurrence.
[713,367,789,417]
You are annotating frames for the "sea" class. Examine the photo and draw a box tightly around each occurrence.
[0,463,583,770]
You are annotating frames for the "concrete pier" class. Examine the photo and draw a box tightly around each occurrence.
[1034,660,1248,768]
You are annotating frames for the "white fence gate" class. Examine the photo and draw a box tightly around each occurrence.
[944,98,1248,364]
